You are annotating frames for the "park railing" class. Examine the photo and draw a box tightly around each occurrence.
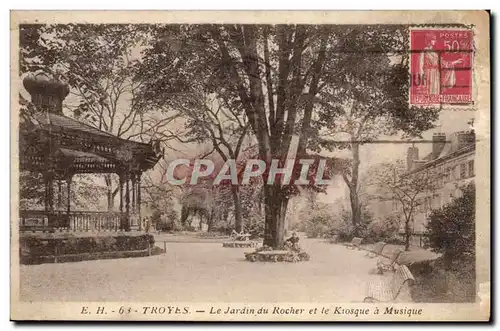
[18,209,138,232]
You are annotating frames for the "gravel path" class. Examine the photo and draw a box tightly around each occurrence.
[19,239,388,302]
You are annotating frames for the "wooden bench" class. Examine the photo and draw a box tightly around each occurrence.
[365,241,387,258]
[344,237,363,250]
[376,249,403,274]
[364,265,415,302]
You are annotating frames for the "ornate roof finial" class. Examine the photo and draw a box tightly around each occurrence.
[22,71,70,115]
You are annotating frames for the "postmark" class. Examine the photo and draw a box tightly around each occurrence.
[410,28,473,106]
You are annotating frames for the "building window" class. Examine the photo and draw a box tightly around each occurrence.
[432,194,441,209]
[460,163,467,179]
[450,166,455,182]
[468,160,474,177]
[439,166,445,187]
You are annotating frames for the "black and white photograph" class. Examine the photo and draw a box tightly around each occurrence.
[10,10,490,321]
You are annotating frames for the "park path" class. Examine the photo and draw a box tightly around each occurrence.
[19,239,387,302]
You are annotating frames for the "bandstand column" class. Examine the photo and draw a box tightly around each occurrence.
[66,175,72,229]
[57,180,63,210]
[44,171,55,227]
[125,172,131,231]
[131,173,136,214]
[119,172,124,230]
[137,172,142,231]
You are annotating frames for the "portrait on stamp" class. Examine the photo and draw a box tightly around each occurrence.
[410,29,473,105]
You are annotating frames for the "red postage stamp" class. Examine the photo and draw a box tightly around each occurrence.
[410,28,473,106]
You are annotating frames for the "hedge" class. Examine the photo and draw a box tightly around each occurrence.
[20,233,155,265]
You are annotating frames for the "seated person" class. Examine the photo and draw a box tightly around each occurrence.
[285,232,300,250]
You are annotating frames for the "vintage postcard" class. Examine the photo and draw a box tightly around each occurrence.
[10,11,490,321]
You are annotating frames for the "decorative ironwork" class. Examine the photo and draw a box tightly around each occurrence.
[19,209,124,232]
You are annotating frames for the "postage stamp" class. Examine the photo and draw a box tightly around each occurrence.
[410,28,474,106]
[9,11,490,322]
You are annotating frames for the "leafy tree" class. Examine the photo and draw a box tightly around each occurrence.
[154,90,251,232]
[19,24,178,211]
[173,148,262,232]
[134,25,343,247]
[316,27,439,233]
[334,204,374,240]
[368,160,445,251]
[19,172,107,211]
[427,182,475,270]
[365,214,401,243]
[134,24,438,248]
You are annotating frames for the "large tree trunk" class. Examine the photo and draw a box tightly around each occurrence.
[263,185,288,248]
[228,26,299,249]
[231,185,243,233]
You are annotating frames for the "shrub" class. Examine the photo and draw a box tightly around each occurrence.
[303,217,330,238]
[409,256,476,303]
[364,214,400,243]
[427,182,475,270]
[20,233,155,264]
[412,182,476,302]
[330,221,354,242]
[155,209,180,233]
[297,211,335,238]
[245,221,264,239]
[385,236,406,245]
[328,206,374,242]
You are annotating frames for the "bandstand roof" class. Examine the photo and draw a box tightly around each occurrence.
[20,71,163,176]
[31,112,116,138]
[20,112,163,175]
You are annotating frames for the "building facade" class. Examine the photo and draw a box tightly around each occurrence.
[406,130,475,237]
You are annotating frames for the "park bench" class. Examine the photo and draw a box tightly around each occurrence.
[344,237,363,250]
[363,264,415,302]
[376,249,403,274]
[365,241,387,258]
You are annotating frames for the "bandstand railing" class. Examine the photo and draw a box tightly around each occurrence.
[19,210,139,232]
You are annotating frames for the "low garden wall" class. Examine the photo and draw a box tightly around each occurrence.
[19,232,156,265]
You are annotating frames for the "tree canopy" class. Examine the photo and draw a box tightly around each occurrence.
[20,23,442,247]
